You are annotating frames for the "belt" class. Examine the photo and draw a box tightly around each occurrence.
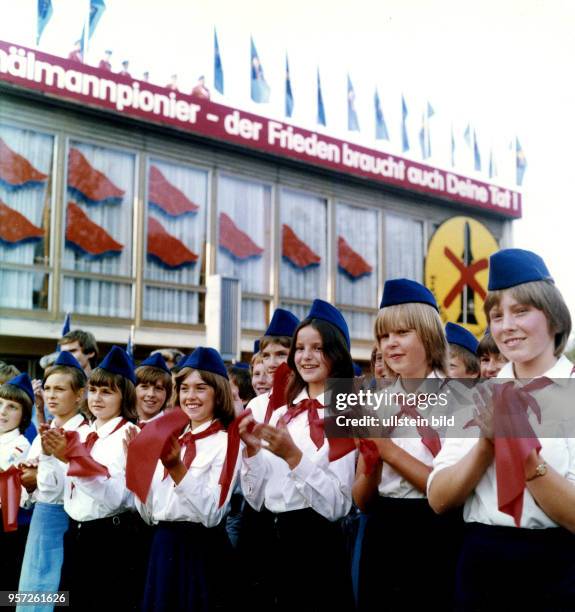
[69,511,135,530]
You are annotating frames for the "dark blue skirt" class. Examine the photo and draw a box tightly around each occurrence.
[271,508,354,612]
[142,521,234,612]
[456,522,575,611]
[354,496,463,611]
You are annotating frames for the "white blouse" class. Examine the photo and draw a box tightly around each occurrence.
[428,356,575,528]
[134,419,240,528]
[241,388,355,521]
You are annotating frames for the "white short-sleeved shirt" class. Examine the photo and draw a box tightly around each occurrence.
[428,355,575,528]
[241,389,356,521]
[378,371,446,499]
[63,416,134,522]
[0,428,30,470]
[134,419,239,528]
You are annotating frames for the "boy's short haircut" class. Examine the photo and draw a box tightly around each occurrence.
[449,343,480,376]
[477,334,500,358]
[0,364,21,385]
[259,336,292,352]
[0,383,32,433]
[60,330,99,365]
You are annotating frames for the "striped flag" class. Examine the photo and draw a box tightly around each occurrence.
[401,95,409,152]
[347,75,359,131]
[516,138,527,185]
[250,37,270,103]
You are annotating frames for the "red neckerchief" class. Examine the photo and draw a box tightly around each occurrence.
[126,408,250,508]
[264,362,292,424]
[0,466,21,532]
[162,420,224,479]
[385,393,442,457]
[464,377,552,526]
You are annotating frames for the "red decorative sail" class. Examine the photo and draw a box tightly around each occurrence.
[67,148,125,205]
[282,224,321,269]
[148,166,199,216]
[338,235,373,280]
[66,202,123,257]
[0,138,47,190]
[0,200,43,245]
[147,217,199,269]
[219,212,264,260]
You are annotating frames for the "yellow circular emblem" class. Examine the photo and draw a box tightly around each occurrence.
[425,216,499,336]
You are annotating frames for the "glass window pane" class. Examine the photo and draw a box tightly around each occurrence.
[336,202,378,308]
[144,286,200,324]
[145,159,207,285]
[0,270,50,310]
[0,124,54,310]
[63,141,135,277]
[341,308,376,341]
[216,175,271,294]
[280,189,327,300]
[279,301,311,322]
[385,213,423,281]
[62,277,132,318]
[241,298,267,330]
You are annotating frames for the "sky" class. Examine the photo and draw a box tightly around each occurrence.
[2,0,574,330]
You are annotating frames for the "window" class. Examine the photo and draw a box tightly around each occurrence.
[143,159,207,324]
[61,141,135,318]
[0,124,54,310]
[216,175,271,329]
[279,189,327,316]
[336,202,379,338]
[385,212,423,281]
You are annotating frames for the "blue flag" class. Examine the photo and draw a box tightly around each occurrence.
[374,89,388,140]
[61,312,71,337]
[419,112,426,158]
[250,37,270,103]
[127,327,134,361]
[56,312,71,350]
[488,150,495,178]
[450,124,456,167]
[88,0,105,38]
[214,29,224,94]
[347,75,359,131]
[317,69,326,126]
[516,137,527,185]
[426,102,434,157]
[401,95,409,152]
[37,0,53,45]
[473,130,481,171]
[463,123,471,147]
[285,55,293,117]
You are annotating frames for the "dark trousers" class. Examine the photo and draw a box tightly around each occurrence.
[455,522,575,611]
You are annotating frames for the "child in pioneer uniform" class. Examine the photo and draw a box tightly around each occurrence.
[428,248,575,610]
[240,299,356,611]
[352,279,462,611]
